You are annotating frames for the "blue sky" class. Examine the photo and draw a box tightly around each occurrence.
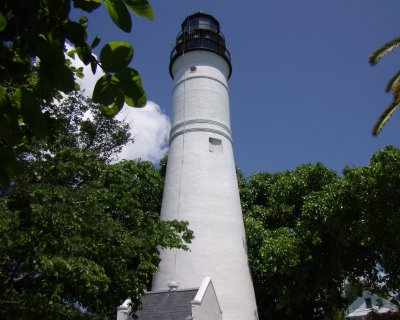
[73,1,400,176]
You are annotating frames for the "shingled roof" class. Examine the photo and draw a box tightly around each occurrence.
[136,289,198,320]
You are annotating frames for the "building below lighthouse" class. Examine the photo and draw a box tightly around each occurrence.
[117,12,258,320]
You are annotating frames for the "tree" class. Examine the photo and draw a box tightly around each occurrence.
[39,92,132,163]
[241,163,340,319]
[0,0,152,183]
[369,37,400,136]
[241,147,400,319]
[0,93,193,319]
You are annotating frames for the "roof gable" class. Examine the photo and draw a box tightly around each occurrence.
[136,289,198,320]
[346,291,399,319]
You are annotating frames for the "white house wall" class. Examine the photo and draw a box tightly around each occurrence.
[191,277,222,320]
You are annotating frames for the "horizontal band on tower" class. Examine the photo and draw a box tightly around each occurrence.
[169,127,233,145]
[173,75,229,93]
[170,118,232,137]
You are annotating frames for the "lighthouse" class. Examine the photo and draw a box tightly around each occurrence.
[152,12,258,320]
[117,12,258,320]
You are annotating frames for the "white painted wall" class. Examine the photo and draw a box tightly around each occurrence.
[152,51,259,320]
[116,299,131,320]
[191,277,222,320]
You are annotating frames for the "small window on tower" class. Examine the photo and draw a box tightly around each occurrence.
[209,137,222,153]
[189,66,197,73]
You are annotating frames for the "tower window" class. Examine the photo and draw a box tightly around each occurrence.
[209,137,222,152]
[365,298,372,308]
[189,66,197,72]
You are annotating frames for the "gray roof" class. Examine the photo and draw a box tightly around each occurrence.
[136,289,198,320]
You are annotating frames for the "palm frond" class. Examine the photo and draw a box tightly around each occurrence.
[385,71,400,93]
[372,101,400,136]
[391,78,400,102]
[369,37,400,65]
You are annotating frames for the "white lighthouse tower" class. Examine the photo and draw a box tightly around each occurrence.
[151,12,258,320]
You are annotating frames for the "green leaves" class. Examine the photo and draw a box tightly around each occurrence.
[13,88,48,138]
[94,40,145,116]
[64,21,87,46]
[93,75,125,117]
[0,12,7,31]
[115,67,146,107]
[100,41,133,73]
[75,43,93,65]
[93,67,146,117]
[0,87,20,184]
[0,94,192,317]
[369,37,400,66]
[0,0,152,184]
[91,36,101,49]
[105,0,132,32]
[35,37,76,93]
[370,36,400,135]
[0,87,21,146]
[372,101,400,137]
[124,0,154,20]
[73,0,102,12]
[242,147,400,319]
[103,0,154,32]
[55,64,77,93]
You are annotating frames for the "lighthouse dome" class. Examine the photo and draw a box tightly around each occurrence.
[169,12,232,79]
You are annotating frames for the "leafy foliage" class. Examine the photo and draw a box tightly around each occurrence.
[44,92,131,162]
[0,93,193,319]
[0,0,153,183]
[369,37,400,135]
[241,148,400,319]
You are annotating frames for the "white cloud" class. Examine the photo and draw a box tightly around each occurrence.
[66,43,170,164]
[116,102,170,163]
